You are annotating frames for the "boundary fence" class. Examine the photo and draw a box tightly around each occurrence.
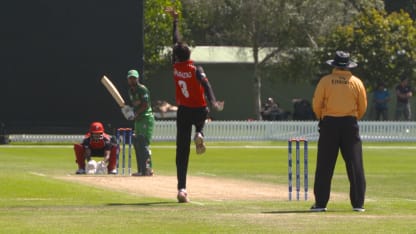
[6,121,416,143]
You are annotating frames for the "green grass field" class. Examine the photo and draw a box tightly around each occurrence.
[1,141,415,233]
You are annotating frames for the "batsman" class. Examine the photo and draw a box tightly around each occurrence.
[126,69,155,176]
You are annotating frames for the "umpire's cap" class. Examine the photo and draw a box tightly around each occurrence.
[326,51,357,69]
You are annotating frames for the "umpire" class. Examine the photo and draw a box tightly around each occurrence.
[311,51,367,212]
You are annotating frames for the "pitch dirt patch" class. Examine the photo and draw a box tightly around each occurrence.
[60,174,289,201]
[59,174,347,202]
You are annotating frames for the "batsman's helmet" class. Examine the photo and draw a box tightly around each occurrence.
[90,122,104,134]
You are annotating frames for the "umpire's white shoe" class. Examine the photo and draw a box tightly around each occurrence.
[177,189,190,203]
[194,132,206,155]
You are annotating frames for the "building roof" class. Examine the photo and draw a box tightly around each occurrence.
[191,46,253,63]
[164,46,281,64]
[191,46,283,64]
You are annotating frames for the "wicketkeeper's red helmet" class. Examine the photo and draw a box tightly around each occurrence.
[89,122,104,133]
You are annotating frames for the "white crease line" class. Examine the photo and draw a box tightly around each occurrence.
[29,172,46,177]
[189,201,205,206]
[3,145,416,150]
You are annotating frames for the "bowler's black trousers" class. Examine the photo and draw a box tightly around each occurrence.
[176,106,208,190]
[314,116,366,208]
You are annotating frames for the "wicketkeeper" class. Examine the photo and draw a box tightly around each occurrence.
[74,122,118,174]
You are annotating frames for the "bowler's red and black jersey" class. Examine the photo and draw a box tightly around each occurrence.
[173,60,207,108]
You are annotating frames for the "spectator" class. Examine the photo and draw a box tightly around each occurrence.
[292,98,315,120]
[372,82,390,120]
[152,100,178,120]
[261,97,282,120]
[395,76,412,120]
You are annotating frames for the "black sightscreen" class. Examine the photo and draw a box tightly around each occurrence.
[0,1,143,134]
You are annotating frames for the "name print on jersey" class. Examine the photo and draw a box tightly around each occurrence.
[174,69,192,79]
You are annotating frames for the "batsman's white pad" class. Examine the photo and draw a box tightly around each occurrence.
[121,105,135,120]
[95,161,107,174]
[86,160,97,174]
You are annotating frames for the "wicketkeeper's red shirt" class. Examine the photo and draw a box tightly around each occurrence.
[82,133,113,151]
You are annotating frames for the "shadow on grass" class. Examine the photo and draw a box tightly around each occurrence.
[262,210,318,214]
[107,201,175,206]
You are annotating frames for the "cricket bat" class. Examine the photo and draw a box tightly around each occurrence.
[100,75,125,107]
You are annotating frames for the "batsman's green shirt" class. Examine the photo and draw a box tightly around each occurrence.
[128,84,154,141]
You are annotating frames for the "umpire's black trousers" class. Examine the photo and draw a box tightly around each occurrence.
[176,106,208,190]
[314,116,366,208]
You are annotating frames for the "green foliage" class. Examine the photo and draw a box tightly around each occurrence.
[317,8,416,90]
[144,1,389,118]
[181,0,351,118]
[143,0,182,77]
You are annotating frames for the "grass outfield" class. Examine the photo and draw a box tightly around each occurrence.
[0,141,415,233]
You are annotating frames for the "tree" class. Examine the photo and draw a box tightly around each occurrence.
[316,8,416,90]
[181,0,378,119]
[147,0,386,119]
[275,0,385,84]
[143,0,182,78]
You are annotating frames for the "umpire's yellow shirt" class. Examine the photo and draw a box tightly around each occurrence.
[312,68,367,120]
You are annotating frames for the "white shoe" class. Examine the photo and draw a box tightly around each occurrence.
[75,168,86,174]
[194,132,206,155]
[108,169,117,175]
[353,207,365,212]
[177,189,190,203]
[146,168,154,176]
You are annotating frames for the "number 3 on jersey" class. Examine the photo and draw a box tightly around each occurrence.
[178,80,190,98]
